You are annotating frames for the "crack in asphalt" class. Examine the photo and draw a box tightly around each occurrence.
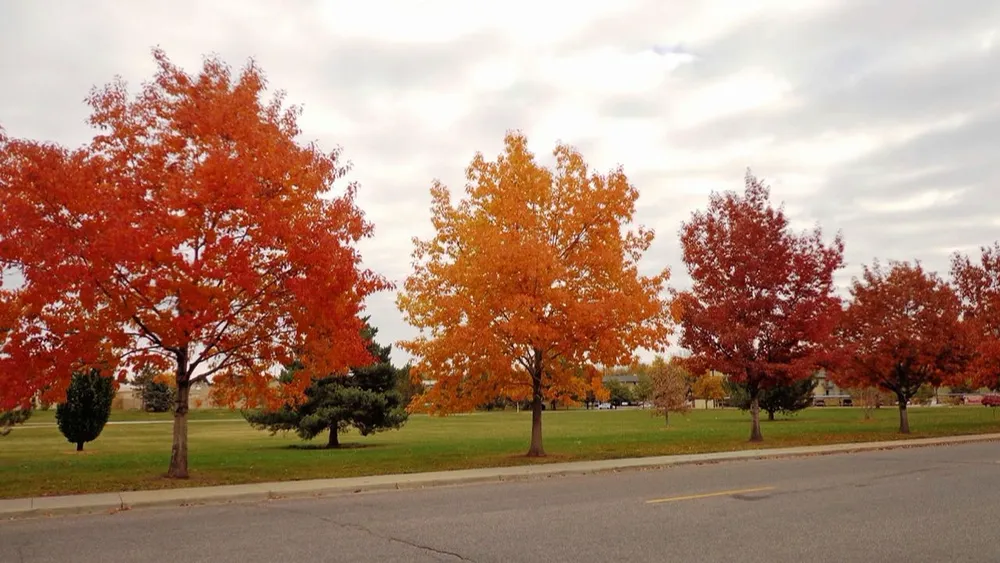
[266,504,475,562]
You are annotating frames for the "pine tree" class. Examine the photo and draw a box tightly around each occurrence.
[132,365,176,412]
[726,374,817,420]
[244,322,409,448]
[0,407,32,436]
[55,369,115,451]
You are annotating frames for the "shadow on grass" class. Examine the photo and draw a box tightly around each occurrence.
[281,442,380,451]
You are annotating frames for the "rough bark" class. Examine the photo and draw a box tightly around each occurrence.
[167,351,191,479]
[327,428,340,448]
[897,393,910,434]
[526,349,546,457]
[749,394,764,442]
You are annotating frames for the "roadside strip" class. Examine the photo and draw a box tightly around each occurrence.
[3,432,999,521]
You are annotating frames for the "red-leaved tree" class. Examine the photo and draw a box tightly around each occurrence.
[675,171,844,441]
[832,261,966,433]
[951,243,1000,391]
[0,50,389,477]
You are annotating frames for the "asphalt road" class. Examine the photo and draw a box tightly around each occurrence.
[3,441,1000,562]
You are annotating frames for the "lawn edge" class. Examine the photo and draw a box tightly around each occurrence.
[4,432,999,521]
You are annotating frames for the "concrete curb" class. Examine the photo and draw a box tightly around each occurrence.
[4,432,1000,520]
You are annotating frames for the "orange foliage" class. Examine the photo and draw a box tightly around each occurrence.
[0,49,388,475]
[691,372,726,403]
[649,356,691,424]
[397,131,671,455]
[152,372,176,388]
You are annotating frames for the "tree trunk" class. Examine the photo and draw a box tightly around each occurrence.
[664,410,669,426]
[897,394,910,434]
[526,350,546,457]
[768,410,775,421]
[327,429,340,448]
[76,441,84,452]
[167,352,191,479]
[749,394,764,442]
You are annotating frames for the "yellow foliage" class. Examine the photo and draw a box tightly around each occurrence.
[692,373,726,402]
[152,372,176,388]
[398,132,672,414]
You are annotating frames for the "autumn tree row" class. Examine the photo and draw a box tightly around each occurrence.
[399,142,998,448]
[634,172,994,441]
[2,50,997,480]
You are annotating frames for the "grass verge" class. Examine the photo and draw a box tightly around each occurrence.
[3,406,1000,499]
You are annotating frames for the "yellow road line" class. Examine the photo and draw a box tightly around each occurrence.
[646,486,775,504]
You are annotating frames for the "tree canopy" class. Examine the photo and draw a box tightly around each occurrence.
[398,131,671,456]
[832,261,966,433]
[951,243,1000,391]
[674,171,844,441]
[0,49,388,477]
[649,356,691,425]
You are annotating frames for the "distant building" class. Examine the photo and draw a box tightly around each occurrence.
[112,381,216,410]
[810,369,851,406]
[602,374,639,386]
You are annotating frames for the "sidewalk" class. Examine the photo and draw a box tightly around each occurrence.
[3,432,999,520]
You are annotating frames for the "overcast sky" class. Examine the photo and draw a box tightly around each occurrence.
[2,0,998,364]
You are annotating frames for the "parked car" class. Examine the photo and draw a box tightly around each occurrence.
[982,395,1000,407]
[597,402,613,410]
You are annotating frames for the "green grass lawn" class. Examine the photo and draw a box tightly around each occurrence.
[3,405,1000,499]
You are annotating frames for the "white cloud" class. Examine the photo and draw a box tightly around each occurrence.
[1,0,998,364]
[857,188,969,215]
[670,68,794,128]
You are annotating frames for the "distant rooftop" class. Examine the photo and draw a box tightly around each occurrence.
[602,374,639,384]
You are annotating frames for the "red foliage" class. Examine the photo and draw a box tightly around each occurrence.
[0,50,388,474]
[832,261,966,431]
[675,171,844,440]
[982,395,1000,407]
[951,243,1000,391]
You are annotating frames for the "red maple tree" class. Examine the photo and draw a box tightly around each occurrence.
[0,50,389,476]
[951,243,1000,391]
[832,261,966,433]
[674,171,844,441]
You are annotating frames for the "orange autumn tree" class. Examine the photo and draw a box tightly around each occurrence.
[675,171,844,442]
[691,371,726,408]
[397,132,671,456]
[648,356,691,426]
[951,243,1000,391]
[0,50,388,477]
[833,261,966,433]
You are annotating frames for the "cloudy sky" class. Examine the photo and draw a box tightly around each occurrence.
[2,0,998,363]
